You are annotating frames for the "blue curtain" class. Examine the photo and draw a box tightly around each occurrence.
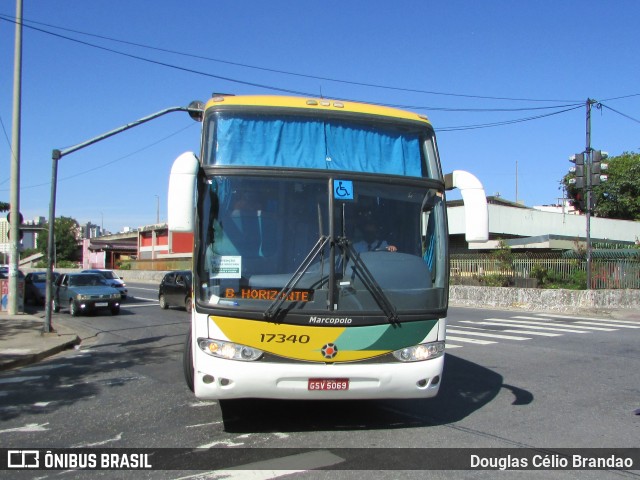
[213,116,423,177]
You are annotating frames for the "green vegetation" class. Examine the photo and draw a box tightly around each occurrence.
[563,151,640,220]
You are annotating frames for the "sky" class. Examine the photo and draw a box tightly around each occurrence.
[0,0,639,234]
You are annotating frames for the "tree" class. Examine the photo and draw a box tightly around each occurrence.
[0,201,9,212]
[37,216,81,263]
[563,151,640,220]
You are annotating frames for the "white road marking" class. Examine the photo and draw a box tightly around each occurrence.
[186,421,223,429]
[447,328,530,341]
[74,433,123,447]
[197,439,245,448]
[174,450,345,480]
[511,316,616,331]
[461,320,588,334]
[535,313,640,324]
[499,329,561,337]
[575,321,640,329]
[445,336,496,345]
[124,302,159,308]
[0,422,49,433]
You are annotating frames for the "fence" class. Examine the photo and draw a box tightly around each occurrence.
[450,253,640,290]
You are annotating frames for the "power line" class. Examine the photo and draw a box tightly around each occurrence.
[0,15,633,143]
[598,103,640,125]
[435,104,584,132]
[0,13,584,104]
[0,122,197,192]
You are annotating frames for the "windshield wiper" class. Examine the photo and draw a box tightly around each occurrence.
[263,235,331,321]
[338,237,399,325]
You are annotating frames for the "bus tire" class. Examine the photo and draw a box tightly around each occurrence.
[183,328,195,392]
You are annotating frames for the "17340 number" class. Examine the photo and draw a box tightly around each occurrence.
[259,333,310,344]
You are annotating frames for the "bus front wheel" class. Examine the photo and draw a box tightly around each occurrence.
[183,328,194,392]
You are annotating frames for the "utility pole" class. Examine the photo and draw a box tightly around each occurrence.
[8,0,23,315]
[585,99,593,290]
[568,99,608,290]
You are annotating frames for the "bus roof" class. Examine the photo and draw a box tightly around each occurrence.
[204,95,432,126]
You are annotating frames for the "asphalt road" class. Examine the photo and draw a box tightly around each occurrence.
[0,283,638,479]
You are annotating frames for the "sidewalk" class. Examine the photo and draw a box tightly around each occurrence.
[0,311,81,371]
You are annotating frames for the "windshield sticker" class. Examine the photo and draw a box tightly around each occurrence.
[210,256,242,279]
[334,180,354,200]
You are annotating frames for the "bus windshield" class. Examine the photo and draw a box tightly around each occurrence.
[197,174,447,322]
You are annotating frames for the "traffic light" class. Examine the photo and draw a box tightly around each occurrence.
[5,212,24,240]
[568,153,585,189]
[591,150,609,186]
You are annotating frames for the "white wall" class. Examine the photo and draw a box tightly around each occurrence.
[448,204,640,243]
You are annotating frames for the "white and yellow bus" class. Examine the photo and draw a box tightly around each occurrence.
[169,94,488,400]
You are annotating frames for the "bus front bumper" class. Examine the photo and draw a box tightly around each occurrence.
[193,352,444,400]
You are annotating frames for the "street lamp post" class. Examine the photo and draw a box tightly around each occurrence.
[43,102,203,333]
[7,0,23,315]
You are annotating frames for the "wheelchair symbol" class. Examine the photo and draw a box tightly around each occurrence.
[334,180,353,200]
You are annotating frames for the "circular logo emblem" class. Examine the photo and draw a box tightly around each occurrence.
[321,343,338,359]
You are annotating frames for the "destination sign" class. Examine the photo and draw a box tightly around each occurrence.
[224,288,313,302]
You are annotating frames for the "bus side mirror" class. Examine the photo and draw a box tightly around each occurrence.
[444,170,489,242]
[168,152,199,233]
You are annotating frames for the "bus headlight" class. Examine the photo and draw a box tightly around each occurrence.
[197,338,263,361]
[392,341,445,362]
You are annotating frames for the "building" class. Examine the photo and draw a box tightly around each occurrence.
[447,196,640,252]
[0,216,47,263]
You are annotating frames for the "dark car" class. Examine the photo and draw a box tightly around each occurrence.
[24,271,60,305]
[53,273,121,316]
[0,266,24,280]
[159,271,192,313]
[81,269,128,299]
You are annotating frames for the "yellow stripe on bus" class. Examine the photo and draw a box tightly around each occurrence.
[211,316,389,363]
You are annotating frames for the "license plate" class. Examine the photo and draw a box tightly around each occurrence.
[95,302,108,307]
[308,378,349,391]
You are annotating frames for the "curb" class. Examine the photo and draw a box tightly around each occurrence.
[0,333,81,371]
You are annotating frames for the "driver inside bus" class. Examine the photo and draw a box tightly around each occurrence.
[353,219,397,253]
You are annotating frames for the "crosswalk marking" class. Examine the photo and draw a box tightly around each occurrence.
[447,328,530,341]
[535,313,640,325]
[511,316,617,331]
[445,313,636,351]
[445,336,497,345]
[499,328,562,337]
[575,321,640,329]
[462,320,591,334]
